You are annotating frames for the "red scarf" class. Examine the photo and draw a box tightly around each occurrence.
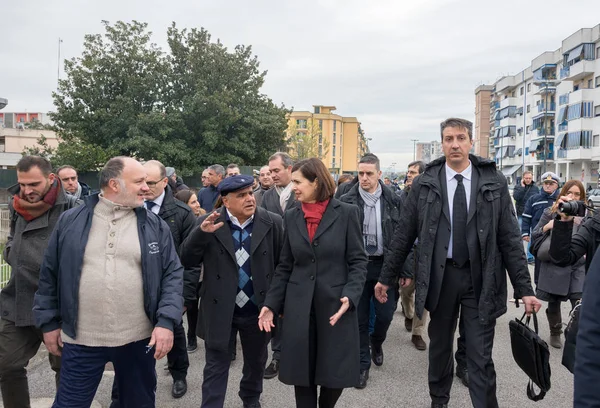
[13,179,61,221]
[301,199,330,242]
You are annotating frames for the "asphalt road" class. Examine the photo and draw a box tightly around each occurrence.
[5,265,575,408]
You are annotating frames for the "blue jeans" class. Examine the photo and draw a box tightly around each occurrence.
[518,216,534,262]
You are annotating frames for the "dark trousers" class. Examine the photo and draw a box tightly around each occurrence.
[455,311,467,371]
[110,321,188,406]
[54,339,156,408]
[428,262,498,408]
[187,299,199,345]
[270,314,283,361]
[294,385,343,408]
[358,260,395,370]
[0,318,61,408]
[201,314,269,408]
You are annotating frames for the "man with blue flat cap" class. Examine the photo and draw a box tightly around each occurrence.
[181,175,284,408]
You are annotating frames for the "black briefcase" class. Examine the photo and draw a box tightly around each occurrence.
[509,312,551,401]
[562,300,581,373]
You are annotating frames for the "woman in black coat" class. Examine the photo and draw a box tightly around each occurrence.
[258,158,368,408]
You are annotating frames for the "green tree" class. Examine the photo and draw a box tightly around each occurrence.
[50,20,288,173]
[286,118,329,161]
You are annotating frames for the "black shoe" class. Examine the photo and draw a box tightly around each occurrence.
[431,404,448,408]
[456,367,469,387]
[355,369,369,389]
[371,344,384,366]
[187,341,198,353]
[172,379,187,399]
[243,401,261,408]
[264,359,279,379]
[411,335,427,350]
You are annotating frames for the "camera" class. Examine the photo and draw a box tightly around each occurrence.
[558,200,588,217]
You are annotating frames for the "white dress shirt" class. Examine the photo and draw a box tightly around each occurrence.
[445,162,472,259]
[226,209,254,229]
[145,190,166,215]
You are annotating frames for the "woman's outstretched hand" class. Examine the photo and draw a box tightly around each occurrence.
[258,307,275,332]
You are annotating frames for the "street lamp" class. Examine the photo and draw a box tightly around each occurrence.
[0,98,7,110]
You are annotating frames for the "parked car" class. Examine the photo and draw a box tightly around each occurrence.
[587,188,600,208]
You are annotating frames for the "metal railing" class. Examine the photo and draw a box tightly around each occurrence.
[0,254,10,289]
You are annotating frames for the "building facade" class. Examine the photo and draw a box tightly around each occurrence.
[478,25,600,187]
[0,112,58,168]
[416,141,443,163]
[474,85,494,158]
[287,105,369,175]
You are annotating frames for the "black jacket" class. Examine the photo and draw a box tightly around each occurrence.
[33,194,184,337]
[180,207,283,351]
[263,199,367,388]
[340,180,401,274]
[549,213,600,272]
[513,183,539,216]
[157,186,199,304]
[198,185,219,212]
[334,178,358,199]
[1,182,80,326]
[521,188,558,236]
[575,245,600,407]
[378,155,534,323]
[260,187,299,216]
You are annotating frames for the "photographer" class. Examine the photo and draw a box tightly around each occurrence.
[531,180,586,349]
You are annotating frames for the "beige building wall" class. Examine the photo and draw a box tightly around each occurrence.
[0,128,59,153]
[474,85,494,158]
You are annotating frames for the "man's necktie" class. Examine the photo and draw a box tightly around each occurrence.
[146,201,156,211]
[452,174,469,267]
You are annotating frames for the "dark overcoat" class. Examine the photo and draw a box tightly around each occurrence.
[260,188,299,216]
[263,199,368,388]
[180,206,283,351]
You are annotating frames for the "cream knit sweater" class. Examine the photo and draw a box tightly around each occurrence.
[62,196,154,347]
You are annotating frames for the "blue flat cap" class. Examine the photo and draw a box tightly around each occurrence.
[218,175,254,195]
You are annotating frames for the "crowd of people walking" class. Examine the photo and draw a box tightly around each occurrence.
[3,117,600,408]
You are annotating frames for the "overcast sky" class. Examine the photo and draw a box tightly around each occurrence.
[1,1,599,170]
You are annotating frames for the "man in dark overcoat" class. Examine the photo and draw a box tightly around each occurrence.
[180,175,283,408]
[374,118,541,408]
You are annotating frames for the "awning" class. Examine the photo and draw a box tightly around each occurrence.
[567,44,584,63]
[514,148,523,156]
[501,165,522,176]
[557,106,568,123]
[555,133,567,148]
[529,140,542,152]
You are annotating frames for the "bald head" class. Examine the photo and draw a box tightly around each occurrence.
[101,157,149,207]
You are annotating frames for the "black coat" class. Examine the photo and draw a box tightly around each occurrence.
[513,183,539,216]
[549,213,600,272]
[379,155,535,323]
[34,194,184,337]
[260,187,299,216]
[521,188,558,236]
[339,180,402,274]
[157,186,199,304]
[180,207,284,351]
[263,199,368,388]
[334,178,357,199]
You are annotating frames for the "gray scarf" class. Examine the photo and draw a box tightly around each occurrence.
[65,182,83,200]
[358,183,382,249]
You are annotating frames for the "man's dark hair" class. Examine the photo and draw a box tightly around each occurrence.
[338,174,354,186]
[407,160,426,174]
[358,153,380,170]
[208,164,225,177]
[56,165,77,177]
[440,118,473,141]
[291,158,336,202]
[227,163,239,170]
[16,156,53,176]
[99,157,126,189]
[269,152,294,168]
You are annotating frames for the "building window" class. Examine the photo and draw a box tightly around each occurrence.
[340,134,343,145]
[333,121,337,131]
[527,105,530,113]
[536,100,541,106]
[597,46,600,59]
[520,87,524,96]
[588,79,593,89]
[596,76,600,88]
[314,106,320,114]
[333,146,336,157]
[595,105,600,117]
[318,145,323,156]
[319,134,323,144]
[511,91,516,97]
[296,119,307,129]
[333,133,336,144]
[526,126,530,134]
[527,83,531,92]
[318,119,323,130]
[594,135,600,147]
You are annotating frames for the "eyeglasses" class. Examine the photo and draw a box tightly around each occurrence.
[146,179,164,187]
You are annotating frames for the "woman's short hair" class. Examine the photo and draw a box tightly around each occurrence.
[291,158,336,202]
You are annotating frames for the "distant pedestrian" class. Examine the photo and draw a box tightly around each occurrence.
[56,165,93,199]
[199,165,225,212]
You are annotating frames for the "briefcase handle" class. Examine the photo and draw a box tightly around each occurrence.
[520,311,539,334]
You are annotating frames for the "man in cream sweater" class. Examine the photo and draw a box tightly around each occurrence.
[34,156,184,407]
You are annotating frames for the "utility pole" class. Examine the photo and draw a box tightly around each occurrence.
[57,38,63,88]
[411,139,418,161]
[543,81,548,174]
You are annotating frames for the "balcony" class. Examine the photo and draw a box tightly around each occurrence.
[556,147,592,161]
[558,123,568,132]
[569,88,596,104]
[537,127,555,136]
[534,83,557,95]
[537,102,556,113]
[561,60,597,81]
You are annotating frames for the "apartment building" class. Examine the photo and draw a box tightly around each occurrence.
[416,141,443,163]
[287,105,369,175]
[0,112,58,168]
[477,25,600,187]
[474,85,494,158]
